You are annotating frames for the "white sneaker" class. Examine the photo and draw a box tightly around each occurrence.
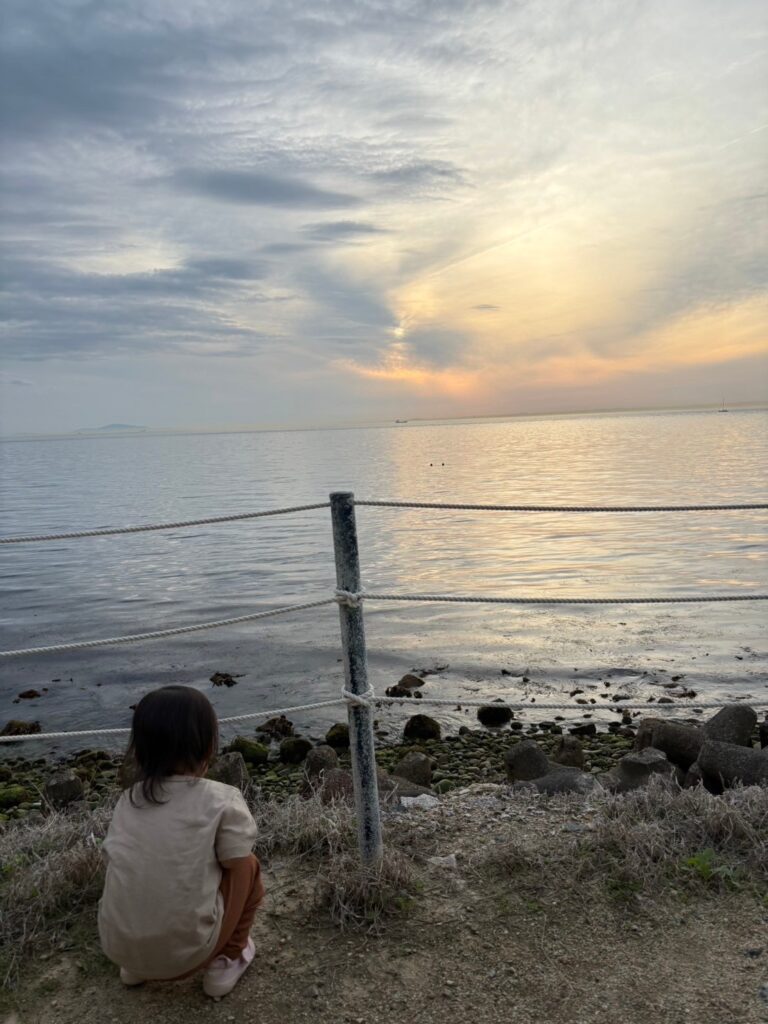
[202,936,256,999]
[119,967,145,986]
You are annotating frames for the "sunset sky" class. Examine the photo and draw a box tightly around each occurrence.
[1,0,766,434]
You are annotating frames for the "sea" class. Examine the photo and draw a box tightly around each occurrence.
[1,408,767,750]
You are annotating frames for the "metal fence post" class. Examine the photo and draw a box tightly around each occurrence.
[330,491,383,864]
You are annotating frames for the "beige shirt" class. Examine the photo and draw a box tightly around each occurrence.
[98,776,257,979]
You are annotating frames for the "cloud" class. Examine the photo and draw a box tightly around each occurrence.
[1,0,766,433]
[172,169,360,209]
[302,221,389,242]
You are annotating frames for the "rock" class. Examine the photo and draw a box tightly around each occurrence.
[325,723,350,749]
[551,735,584,768]
[227,737,269,766]
[427,853,458,870]
[385,685,411,698]
[392,751,433,787]
[604,748,673,792]
[1,720,41,737]
[397,674,425,690]
[403,714,441,742]
[760,717,768,750]
[635,719,703,770]
[18,690,42,700]
[43,769,84,808]
[400,793,440,811]
[697,740,768,788]
[477,704,513,727]
[206,752,248,791]
[255,715,294,739]
[0,784,32,808]
[702,704,757,747]
[279,737,312,764]
[519,766,600,795]
[378,768,433,799]
[209,672,238,688]
[304,745,338,777]
[504,740,549,781]
[568,722,597,738]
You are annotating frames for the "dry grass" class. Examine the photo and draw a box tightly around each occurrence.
[247,788,356,859]
[314,846,419,930]
[482,779,768,899]
[0,804,113,987]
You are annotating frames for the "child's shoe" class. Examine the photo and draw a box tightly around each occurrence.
[119,967,145,986]
[202,936,256,999]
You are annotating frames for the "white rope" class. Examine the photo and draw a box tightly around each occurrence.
[343,686,376,708]
[0,699,348,744]
[3,692,762,745]
[356,500,768,513]
[0,597,336,659]
[0,502,330,544]
[335,588,365,608]
[359,592,768,605]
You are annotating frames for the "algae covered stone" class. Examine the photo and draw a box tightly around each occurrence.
[279,737,312,764]
[227,736,269,765]
[403,714,441,742]
[325,723,350,749]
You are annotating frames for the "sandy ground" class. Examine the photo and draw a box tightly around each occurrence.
[4,790,768,1024]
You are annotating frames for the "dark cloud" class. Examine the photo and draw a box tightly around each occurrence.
[302,221,389,242]
[371,161,466,188]
[0,254,275,360]
[172,169,360,209]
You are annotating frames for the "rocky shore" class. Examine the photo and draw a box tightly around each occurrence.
[1,694,766,823]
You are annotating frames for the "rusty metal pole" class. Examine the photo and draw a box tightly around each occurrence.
[330,491,383,863]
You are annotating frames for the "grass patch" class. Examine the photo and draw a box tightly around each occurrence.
[481,779,768,900]
[0,804,112,988]
[314,847,420,930]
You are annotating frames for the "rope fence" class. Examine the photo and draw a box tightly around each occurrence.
[0,502,330,544]
[3,489,767,858]
[0,598,336,659]
[0,687,763,745]
[356,500,768,513]
[1,499,765,545]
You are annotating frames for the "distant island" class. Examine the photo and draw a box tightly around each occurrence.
[77,424,147,433]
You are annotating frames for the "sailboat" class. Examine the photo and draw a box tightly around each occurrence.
[718,396,728,413]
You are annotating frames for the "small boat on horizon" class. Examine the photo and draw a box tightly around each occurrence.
[718,397,728,413]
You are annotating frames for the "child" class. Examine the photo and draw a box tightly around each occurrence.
[98,685,264,999]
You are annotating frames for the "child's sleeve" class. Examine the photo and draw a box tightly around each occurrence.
[215,791,258,862]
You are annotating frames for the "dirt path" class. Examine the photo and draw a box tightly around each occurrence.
[4,791,768,1024]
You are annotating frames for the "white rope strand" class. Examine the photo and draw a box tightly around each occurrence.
[2,694,763,745]
[356,500,768,513]
[0,502,330,544]
[0,597,336,659]
[361,592,768,606]
[0,698,348,744]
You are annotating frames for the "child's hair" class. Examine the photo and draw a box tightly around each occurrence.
[127,685,219,805]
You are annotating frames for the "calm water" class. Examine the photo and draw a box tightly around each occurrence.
[1,409,767,748]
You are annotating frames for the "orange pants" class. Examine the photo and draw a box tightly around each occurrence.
[174,853,265,978]
[212,853,265,961]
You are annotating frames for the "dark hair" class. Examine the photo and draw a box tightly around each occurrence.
[127,685,218,805]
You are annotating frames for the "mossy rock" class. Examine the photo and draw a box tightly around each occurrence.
[325,723,350,749]
[434,779,456,794]
[0,784,32,809]
[403,715,441,742]
[279,737,312,764]
[226,737,269,766]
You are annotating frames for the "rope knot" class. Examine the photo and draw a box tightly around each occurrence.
[343,686,375,708]
[335,588,365,608]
